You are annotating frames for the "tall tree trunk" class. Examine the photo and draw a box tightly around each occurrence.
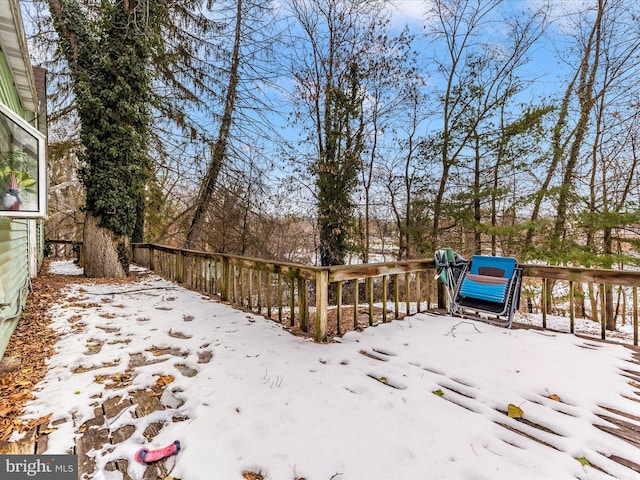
[604,227,615,330]
[525,73,576,250]
[361,105,377,263]
[403,122,416,260]
[48,0,156,278]
[491,107,505,256]
[185,0,243,250]
[387,176,406,261]
[551,1,602,247]
[473,132,481,254]
[83,214,128,277]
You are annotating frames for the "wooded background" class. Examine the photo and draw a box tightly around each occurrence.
[28,0,640,270]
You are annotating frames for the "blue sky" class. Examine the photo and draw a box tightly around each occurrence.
[25,0,636,221]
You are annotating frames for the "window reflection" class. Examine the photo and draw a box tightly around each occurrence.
[0,103,45,217]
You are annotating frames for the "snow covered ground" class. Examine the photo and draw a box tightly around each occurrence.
[17,261,640,479]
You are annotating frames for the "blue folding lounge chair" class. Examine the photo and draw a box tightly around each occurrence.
[449,255,522,328]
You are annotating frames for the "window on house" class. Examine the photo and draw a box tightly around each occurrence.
[0,101,46,218]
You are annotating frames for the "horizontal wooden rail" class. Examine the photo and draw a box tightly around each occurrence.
[44,239,83,264]
[327,261,434,282]
[522,264,640,287]
[45,240,640,346]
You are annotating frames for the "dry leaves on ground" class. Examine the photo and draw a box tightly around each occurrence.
[0,258,140,442]
[243,472,307,480]
[0,261,66,441]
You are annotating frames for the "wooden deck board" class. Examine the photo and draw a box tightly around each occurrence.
[0,390,173,479]
[103,396,135,475]
[4,343,640,478]
[76,412,109,479]
[595,422,640,448]
[606,454,640,474]
[1,428,36,454]
[131,390,171,480]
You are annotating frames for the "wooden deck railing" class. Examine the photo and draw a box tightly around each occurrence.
[521,264,640,346]
[131,243,439,342]
[45,239,82,263]
[45,240,640,346]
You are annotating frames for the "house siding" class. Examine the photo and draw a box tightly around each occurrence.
[0,6,43,358]
[0,46,24,116]
[0,218,29,356]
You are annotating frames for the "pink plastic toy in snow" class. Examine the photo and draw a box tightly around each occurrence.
[135,440,181,463]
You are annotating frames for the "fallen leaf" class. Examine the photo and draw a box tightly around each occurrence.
[548,393,561,402]
[0,405,14,417]
[432,389,445,397]
[242,473,264,480]
[576,457,590,467]
[507,403,524,419]
[156,374,175,386]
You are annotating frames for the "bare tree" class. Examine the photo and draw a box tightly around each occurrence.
[185,0,245,250]
[37,0,232,276]
[582,0,640,329]
[357,27,420,262]
[423,0,502,253]
[422,0,548,255]
[287,0,387,265]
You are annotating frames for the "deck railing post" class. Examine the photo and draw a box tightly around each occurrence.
[394,274,400,319]
[542,279,548,329]
[299,278,307,332]
[569,281,575,334]
[277,274,283,323]
[266,272,272,319]
[382,275,388,323]
[437,281,446,310]
[148,245,156,271]
[634,286,638,347]
[353,279,359,329]
[316,270,328,342]
[336,280,343,334]
[600,285,606,340]
[175,250,185,283]
[416,272,421,313]
[367,277,374,326]
[405,272,410,316]
[221,256,230,301]
[289,278,295,327]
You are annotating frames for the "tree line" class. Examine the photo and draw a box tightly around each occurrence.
[31,0,640,276]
